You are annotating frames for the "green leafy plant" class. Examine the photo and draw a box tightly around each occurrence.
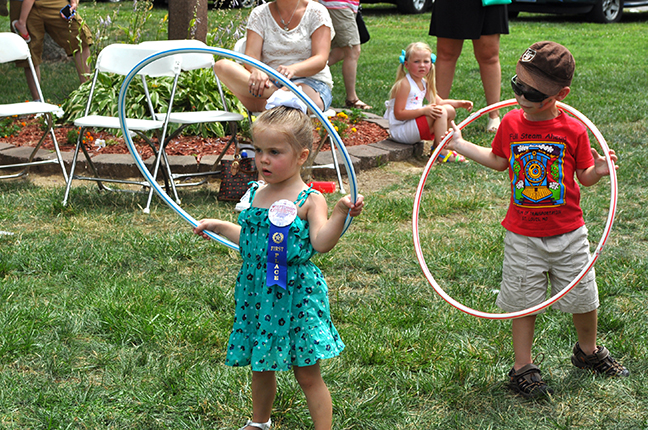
[206,5,247,50]
[344,107,367,125]
[0,117,22,138]
[119,0,155,45]
[59,68,246,138]
[66,127,79,145]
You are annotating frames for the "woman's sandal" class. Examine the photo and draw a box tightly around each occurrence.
[486,116,500,133]
[345,99,372,110]
[435,150,468,164]
[239,419,272,430]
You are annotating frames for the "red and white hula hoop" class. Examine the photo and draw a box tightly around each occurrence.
[412,99,618,320]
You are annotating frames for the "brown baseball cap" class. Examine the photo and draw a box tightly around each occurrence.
[516,41,575,96]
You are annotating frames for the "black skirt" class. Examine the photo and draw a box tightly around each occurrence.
[429,0,509,40]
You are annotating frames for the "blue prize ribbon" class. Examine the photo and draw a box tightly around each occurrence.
[266,224,289,289]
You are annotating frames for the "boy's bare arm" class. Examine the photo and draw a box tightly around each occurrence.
[444,121,508,171]
[577,148,618,187]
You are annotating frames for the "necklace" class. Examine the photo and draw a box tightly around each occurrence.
[278,0,300,31]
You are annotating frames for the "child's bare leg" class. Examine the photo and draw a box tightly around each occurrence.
[14,0,34,36]
[293,363,332,430]
[572,310,597,355]
[431,105,462,161]
[245,371,276,430]
[512,315,536,370]
[434,105,456,145]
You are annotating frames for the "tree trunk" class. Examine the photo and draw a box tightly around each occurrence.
[42,33,68,63]
[168,0,208,42]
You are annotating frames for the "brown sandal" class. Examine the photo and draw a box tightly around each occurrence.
[345,99,372,110]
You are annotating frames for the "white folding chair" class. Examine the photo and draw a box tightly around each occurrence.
[232,37,345,192]
[137,39,245,213]
[62,43,182,206]
[0,33,68,181]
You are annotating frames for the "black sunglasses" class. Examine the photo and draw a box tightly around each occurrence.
[510,75,549,103]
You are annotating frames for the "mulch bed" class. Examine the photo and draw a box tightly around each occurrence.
[1,115,389,162]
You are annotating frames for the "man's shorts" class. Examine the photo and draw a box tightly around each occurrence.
[10,0,92,67]
[328,7,360,49]
[496,225,599,314]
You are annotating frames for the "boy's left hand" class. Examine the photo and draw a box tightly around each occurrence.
[592,148,618,176]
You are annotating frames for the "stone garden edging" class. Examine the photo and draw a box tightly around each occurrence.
[0,112,424,179]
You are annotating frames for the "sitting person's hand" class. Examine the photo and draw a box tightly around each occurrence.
[423,104,443,120]
[249,69,271,98]
[275,65,297,81]
[458,100,474,112]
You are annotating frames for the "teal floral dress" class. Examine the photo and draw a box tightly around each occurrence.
[226,183,345,371]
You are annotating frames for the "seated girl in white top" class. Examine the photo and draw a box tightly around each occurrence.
[214,0,334,112]
[384,42,473,163]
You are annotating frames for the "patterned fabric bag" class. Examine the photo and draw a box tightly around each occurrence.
[217,156,257,202]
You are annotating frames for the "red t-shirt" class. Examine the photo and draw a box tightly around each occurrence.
[491,109,595,237]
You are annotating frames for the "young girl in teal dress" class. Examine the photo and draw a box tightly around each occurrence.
[194,105,364,430]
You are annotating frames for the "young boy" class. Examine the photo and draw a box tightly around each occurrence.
[445,41,628,398]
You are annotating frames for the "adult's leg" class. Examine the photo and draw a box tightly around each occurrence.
[244,371,276,430]
[295,84,325,111]
[338,44,364,105]
[23,65,41,101]
[293,363,332,430]
[214,59,275,112]
[472,34,502,120]
[328,46,344,67]
[73,44,91,83]
[434,37,464,99]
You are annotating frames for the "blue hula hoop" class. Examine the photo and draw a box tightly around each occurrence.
[117,46,358,251]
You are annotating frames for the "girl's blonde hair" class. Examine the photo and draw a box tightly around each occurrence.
[389,42,437,102]
[251,106,313,154]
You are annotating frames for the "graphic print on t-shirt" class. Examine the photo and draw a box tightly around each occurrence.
[510,141,565,208]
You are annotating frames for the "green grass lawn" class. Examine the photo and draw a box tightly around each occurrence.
[2,4,648,429]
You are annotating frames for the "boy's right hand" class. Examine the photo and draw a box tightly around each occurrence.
[442,121,463,151]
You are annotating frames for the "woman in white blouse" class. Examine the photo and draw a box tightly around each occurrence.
[214,0,334,112]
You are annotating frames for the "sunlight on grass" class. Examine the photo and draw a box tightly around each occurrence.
[1,5,648,429]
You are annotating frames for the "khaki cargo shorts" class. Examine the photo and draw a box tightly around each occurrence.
[496,226,599,315]
[10,0,93,67]
[328,7,360,49]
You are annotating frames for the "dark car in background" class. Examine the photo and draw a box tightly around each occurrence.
[509,0,648,23]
